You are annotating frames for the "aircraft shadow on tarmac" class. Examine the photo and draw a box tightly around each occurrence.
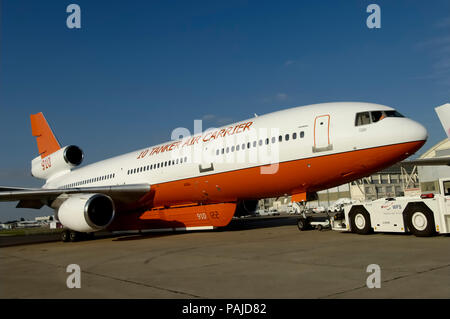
[112,216,299,242]
[0,215,300,246]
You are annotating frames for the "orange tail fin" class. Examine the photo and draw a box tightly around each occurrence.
[30,113,61,158]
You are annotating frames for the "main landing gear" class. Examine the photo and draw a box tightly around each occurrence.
[61,229,95,242]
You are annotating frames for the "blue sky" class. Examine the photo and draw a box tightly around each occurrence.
[1,0,449,221]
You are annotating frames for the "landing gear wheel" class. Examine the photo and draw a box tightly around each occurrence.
[69,231,80,242]
[350,209,372,234]
[61,230,70,242]
[297,218,309,231]
[317,224,323,231]
[406,207,435,237]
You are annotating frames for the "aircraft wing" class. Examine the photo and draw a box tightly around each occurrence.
[0,186,36,192]
[0,184,151,209]
[401,157,450,166]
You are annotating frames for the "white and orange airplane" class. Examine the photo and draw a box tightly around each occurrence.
[0,102,428,241]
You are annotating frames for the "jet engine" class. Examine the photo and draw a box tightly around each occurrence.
[57,193,115,232]
[31,145,84,180]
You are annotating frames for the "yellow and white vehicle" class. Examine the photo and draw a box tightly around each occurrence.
[332,178,450,237]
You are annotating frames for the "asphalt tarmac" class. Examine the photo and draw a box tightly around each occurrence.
[1,216,449,298]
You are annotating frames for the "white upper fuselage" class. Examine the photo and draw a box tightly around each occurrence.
[44,102,427,196]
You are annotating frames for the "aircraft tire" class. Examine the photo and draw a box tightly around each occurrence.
[61,230,70,242]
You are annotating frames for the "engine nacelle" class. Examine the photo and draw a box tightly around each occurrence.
[57,193,115,232]
[31,145,84,180]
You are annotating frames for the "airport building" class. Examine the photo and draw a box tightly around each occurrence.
[417,138,450,194]
[35,216,54,223]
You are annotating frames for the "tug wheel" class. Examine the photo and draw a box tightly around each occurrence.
[349,208,372,235]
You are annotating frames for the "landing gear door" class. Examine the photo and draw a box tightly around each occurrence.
[312,115,333,152]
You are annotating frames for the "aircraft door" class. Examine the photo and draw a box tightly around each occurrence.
[312,115,332,152]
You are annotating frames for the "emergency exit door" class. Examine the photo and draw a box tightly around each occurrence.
[313,115,332,152]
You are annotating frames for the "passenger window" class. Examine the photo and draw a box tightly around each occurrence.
[265,138,269,145]
[355,112,371,126]
[285,134,289,141]
[236,145,240,151]
[253,141,257,147]
[231,146,235,152]
[300,131,304,138]
[259,140,263,146]
[272,137,276,143]
[242,143,246,150]
[292,132,297,139]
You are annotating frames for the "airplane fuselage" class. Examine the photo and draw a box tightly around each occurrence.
[44,102,426,228]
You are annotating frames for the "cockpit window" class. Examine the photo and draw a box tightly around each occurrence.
[371,111,384,123]
[356,110,405,126]
[355,112,371,126]
[385,110,404,118]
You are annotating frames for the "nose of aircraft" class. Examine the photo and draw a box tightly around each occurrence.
[398,118,428,158]
[409,119,428,142]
